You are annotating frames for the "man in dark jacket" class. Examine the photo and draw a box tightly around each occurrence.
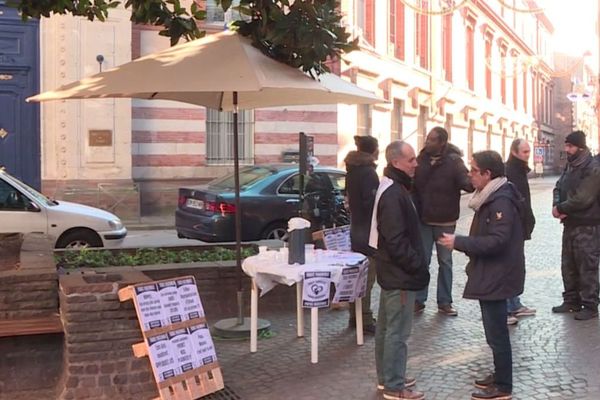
[344,135,379,333]
[439,150,525,400]
[413,126,473,316]
[551,131,600,321]
[505,139,537,323]
[369,141,429,400]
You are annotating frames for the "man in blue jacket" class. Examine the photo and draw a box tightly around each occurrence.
[369,141,430,400]
[439,150,525,400]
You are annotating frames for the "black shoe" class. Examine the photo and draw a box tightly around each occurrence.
[551,302,581,313]
[474,374,494,389]
[414,303,425,314]
[471,385,512,400]
[574,307,599,320]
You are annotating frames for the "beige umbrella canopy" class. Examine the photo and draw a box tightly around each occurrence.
[27,30,381,110]
[29,30,383,335]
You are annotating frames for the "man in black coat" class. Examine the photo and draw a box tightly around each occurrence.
[344,135,379,333]
[505,139,537,323]
[413,126,473,316]
[369,141,429,400]
[439,150,525,400]
[551,131,600,320]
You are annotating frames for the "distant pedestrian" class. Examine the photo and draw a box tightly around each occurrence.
[369,141,429,400]
[439,150,525,400]
[551,131,600,320]
[344,135,379,334]
[505,139,537,325]
[413,126,473,316]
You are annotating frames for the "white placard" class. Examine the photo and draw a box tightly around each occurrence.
[147,333,177,382]
[332,265,360,303]
[158,280,184,325]
[302,271,332,308]
[134,284,164,331]
[322,225,351,251]
[189,323,218,367]
[168,328,195,374]
[177,277,205,321]
[356,259,369,299]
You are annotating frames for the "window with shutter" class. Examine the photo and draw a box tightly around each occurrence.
[206,108,254,165]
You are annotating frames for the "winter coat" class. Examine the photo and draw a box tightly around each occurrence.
[413,143,474,224]
[505,155,536,240]
[454,183,525,301]
[553,153,600,227]
[344,151,379,256]
[374,166,430,291]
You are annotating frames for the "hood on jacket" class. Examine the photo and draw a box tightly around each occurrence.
[418,142,464,159]
[507,154,531,173]
[344,151,377,168]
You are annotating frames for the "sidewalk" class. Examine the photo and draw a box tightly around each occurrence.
[208,177,600,400]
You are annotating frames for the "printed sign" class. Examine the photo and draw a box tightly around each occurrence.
[189,323,218,367]
[322,225,351,251]
[147,333,177,382]
[177,277,205,321]
[332,266,360,303]
[168,328,195,374]
[356,260,369,299]
[158,280,184,324]
[302,271,332,308]
[135,284,164,331]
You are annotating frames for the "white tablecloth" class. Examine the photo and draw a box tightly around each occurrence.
[242,250,366,295]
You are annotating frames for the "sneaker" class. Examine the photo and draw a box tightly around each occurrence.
[474,374,494,389]
[471,385,511,400]
[506,316,519,326]
[383,388,425,400]
[551,302,581,313]
[438,304,458,316]
[512,306,536,317]
[377,377,416,390]
[574,307,599,321]
[414,303,425,314]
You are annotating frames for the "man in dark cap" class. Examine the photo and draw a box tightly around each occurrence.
[344,135,379,334]
[552,130,600,320]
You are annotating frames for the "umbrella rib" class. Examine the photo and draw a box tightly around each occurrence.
[150,92,158,99]
[218,92,224,112]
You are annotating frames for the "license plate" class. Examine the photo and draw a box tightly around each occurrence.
[186,198,204,210]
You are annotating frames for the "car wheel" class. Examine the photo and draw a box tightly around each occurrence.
[56,229,103,249]
[263,223,288,241]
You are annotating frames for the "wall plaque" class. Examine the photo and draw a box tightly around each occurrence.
[88,130,113,147]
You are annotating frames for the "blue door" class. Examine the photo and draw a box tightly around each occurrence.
[0,5,40,189]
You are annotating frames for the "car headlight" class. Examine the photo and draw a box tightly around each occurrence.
[108,219,124,230]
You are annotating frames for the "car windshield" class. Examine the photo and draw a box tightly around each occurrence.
[208,166,279,190]
[1,171,56,207]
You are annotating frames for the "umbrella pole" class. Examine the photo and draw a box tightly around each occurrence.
[232,91,244,325]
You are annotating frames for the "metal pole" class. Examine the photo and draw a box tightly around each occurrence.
[597,0,600,149]
[232,91,244,325]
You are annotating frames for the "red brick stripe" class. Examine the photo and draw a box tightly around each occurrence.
[254,132,338,145]
[254,110,337,123]
[132,107,205,120]
[132,131,205,143]
[133,155,205,167]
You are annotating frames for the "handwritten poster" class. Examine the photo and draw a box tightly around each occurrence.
[177,277,205,321]
[134,283,164,331]
[189,323,218,367]
[168,328,195,374]
[158,280,184,324]
[147,333,177,382]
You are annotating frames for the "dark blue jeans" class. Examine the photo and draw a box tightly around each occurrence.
[480,300,512,393]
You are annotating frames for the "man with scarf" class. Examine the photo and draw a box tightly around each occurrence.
[369,141,429,400]
[413,126,473,316]
[551,130,600,321]
[439,150,525,400]
[344,135,379,334]
[505,139,537,324]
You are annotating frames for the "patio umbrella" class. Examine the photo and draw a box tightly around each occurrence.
[28,29,384,333]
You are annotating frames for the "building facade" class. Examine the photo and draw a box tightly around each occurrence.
[2,1,585,220]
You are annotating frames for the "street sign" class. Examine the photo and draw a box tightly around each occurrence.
[534,147,544,156]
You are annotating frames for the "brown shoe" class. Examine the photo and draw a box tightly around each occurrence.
[474,373,494,389]
[377,376,416,390]
[438,304,458,316]
[471,385,511,399]
[383,388,425,400]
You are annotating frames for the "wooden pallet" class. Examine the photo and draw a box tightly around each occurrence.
[119,277,225,400]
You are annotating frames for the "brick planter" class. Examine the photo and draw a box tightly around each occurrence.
[0,233,23,271]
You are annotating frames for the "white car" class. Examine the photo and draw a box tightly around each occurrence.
[0,169,127,249]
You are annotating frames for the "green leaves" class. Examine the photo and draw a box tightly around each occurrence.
[56,246,258,269]
[10,0,357,75]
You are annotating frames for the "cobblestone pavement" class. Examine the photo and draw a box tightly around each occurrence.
[212,177,600,400]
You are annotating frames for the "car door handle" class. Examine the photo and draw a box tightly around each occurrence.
[286,199,300,203]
